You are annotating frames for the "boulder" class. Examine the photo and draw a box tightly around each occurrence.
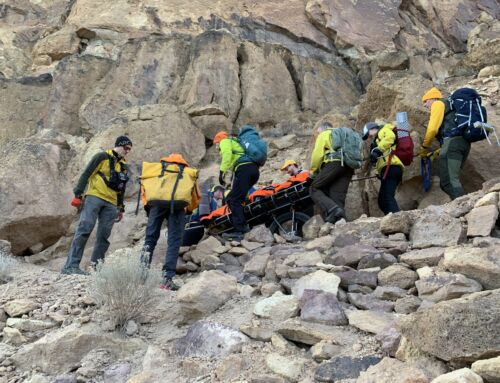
[466,205,499,237]
[346,310,399,335]
[239,325,273,342]
[277,318,358,346]
[373,286,408,301]
[378,264,418,289]
[347,293,395,312]
[410,213,465,249]
[3,327,27,345]
[265,353,306,382]
[314,356,383,382]
[177,271,238,320]
[216,355,248,382]
[284,250,324,268]
[243,251,271,277]
[3,299,40,317]
[431,368,483,383]
[305,236,334,252]
[175,321,248,358]
[300,290,347,326]
[245,225,275,246]
[335,268,378,289]
[394,296,422,314]
[292,270,341,299]
[358,253,397,270]
[400,248,445,269]
[397,290,500,363]
[0,138,74,254]
[270,134,297,150]
[474,192,499,208]
[311,340,344,361]
[415,267,482,303]
[33,28,80,61]
[253,292,300,320]
[376,325,402,357]
[471,356,500,383]
[6,318,56,332]
[11,324,145,374]
[328,244,380,266]
[303,215,325,240]
[443,246,500,290]
[380,213,412,235]
[355,357,430,383]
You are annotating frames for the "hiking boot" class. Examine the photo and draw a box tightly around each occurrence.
[221,231,245,242]
[160,277,180,291]
[325,206,345,224]
[60,267,89,276]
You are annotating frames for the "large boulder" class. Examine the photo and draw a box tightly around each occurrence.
[355,357,429,383]
[443,246,500,290]
[175,321,248,358]
[11,324,145,374]
[177,271,238,320]
[415,267,482,303]
[254,292,300,320]
[0,137,74,254]
[397,290,500,363]
[471,356,500,383]
[410,213,465,249]
[431,368,483,383]
[292,270,341,299]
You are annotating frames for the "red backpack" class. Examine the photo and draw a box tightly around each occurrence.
[383,126,414,178]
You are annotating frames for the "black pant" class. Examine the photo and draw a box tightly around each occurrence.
[227,163,259,232]
[378,165,403,215]
[310,161,354,217]
[143,206,185,278]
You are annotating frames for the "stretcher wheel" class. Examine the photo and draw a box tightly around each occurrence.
[269,211,311,238]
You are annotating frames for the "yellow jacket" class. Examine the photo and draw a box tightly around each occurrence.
[422,100,445,148]
[75,150,127,209]
[374,124,404,174]
[310,130,339,174]
[219,138,245,172]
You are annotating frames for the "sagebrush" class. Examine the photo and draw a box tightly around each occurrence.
[0,253,16,283]
[89,250,162,330]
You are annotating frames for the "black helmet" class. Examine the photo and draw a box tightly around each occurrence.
[362,122,380,140]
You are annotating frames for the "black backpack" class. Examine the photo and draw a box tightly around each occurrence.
[98,154,129,192]
[448,88,488,143]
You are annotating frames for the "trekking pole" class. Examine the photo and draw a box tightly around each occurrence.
[351,175,378,182]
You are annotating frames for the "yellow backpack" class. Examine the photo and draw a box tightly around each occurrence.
[139,161,199,211]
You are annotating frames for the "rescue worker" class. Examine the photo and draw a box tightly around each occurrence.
[310,122,354,223]
[363,122,404,214]
[61,136,132,275]
[139,153,200,290]
[214,130,260,241]
[419,87,469,200]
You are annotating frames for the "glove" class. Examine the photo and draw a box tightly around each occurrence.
[223,170,233,187]
[116,211,124,222]
[429,148,441,161]
[71,196,82,208]
[418,146,429,159]
[370,148,383,163]
[219,171,225,187]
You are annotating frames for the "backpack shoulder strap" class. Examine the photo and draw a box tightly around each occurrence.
[169,164,185,213]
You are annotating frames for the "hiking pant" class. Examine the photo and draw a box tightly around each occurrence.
[143,206,186,278]
[227,163,260,233]
[378,165,403,215]
[64,195,118,269]
[439,136,470,200]
[310,161,354,217]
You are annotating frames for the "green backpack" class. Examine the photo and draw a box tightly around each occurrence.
[330,127,364,169]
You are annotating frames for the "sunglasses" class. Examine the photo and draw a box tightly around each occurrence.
[123,146,132,152]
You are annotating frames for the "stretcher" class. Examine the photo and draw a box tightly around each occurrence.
[204,180,314,238]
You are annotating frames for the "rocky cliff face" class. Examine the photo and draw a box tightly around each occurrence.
[0,1,499,255]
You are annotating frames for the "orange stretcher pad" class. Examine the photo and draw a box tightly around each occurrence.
[200,171,311,223]
[248,171,310,202]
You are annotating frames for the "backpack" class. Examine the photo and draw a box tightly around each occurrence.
[237,125,268,167]
[98,154,129,192]
[392,127,414,166]
[138,161,199,213]
[448,88,488,143]
[330,127,364,169]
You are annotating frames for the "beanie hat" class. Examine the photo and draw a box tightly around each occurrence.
[422,87,443,103]
[115,135,133,147]
[213,131,229,144]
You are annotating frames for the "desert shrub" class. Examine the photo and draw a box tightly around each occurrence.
[0,253,16,284]
[89,250,162,331]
